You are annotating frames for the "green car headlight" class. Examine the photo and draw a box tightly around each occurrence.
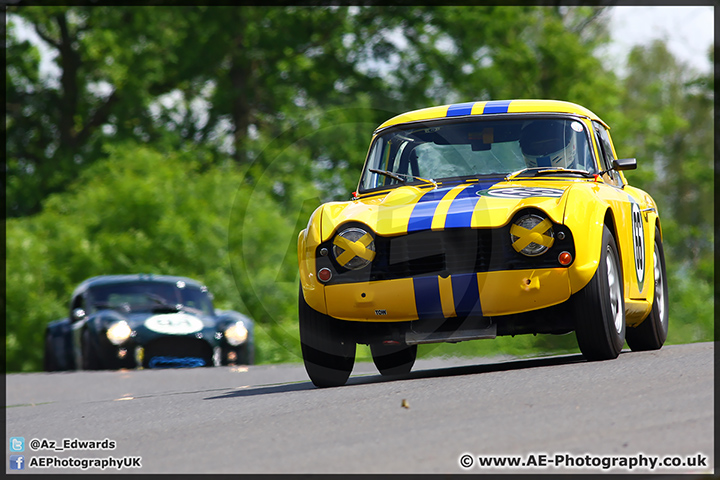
[106,320,132,345]
[510,214,554,256]
[224,321,248,346]
[332,227,376,270]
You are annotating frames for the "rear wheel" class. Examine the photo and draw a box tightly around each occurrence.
[626,227,668,351]
[370,343,417,376]
[299,287,355,387]
[573,226,626,360]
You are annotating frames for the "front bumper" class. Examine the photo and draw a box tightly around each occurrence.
[320,267,572,322]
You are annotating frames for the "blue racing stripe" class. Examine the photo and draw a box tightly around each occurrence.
[483,100,512,114]
[451,273,483,317]
[446,102,475,117]
[444,185,481,229]
[407,188,455,232]
[413,276,443,319]
[444,181,497,228]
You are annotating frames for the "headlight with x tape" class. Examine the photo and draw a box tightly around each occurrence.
[510,214,555,256]
[332,227,376,270]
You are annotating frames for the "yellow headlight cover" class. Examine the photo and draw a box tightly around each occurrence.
[510,215,554,256]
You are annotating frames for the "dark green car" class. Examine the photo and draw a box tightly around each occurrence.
[44,274,254,370]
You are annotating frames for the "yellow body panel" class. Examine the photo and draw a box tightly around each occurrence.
[321,268,572,322]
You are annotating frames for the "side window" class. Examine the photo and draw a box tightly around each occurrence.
[593,121,620,186]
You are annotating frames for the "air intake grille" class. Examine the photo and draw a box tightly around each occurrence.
[318,221,575,285]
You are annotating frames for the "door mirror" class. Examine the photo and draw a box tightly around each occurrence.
[613,158,637,171]
[71,308,86,322]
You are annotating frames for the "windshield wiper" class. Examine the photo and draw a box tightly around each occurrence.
[506,167,595,180]
[505,167,545,180]
[143,293,204,315]
[369,169,438,188]
[92,301,130,313]
[143,293,182,313]
[534,168,596,178]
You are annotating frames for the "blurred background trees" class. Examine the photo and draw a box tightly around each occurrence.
[6,5,713,372]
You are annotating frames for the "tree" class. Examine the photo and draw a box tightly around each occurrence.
[6,6,394,216]
[7,7,198,216]
[7,6,619,217]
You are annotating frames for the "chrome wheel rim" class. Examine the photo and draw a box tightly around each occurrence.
[654,244,666,325]
[606,246,623,334]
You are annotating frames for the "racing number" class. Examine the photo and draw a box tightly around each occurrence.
[631,203,645,289]
[155,316,192,328]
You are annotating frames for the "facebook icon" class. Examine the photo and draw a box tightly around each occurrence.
[10,455,24,470]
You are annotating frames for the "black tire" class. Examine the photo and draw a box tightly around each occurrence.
[221,344,255,366]
[626,227,669,351]
[573,225,626,360]
[370,343,417,376]
[44,334,59,372]
[81,329,103,370]
[240,343,255,365]
[299,286,355,388]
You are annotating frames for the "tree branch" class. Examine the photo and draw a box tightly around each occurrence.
[32,23,61,50]
[76,90,119,145]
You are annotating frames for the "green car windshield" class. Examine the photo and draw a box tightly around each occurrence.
[359,117,596,191]
[87,282,215,315]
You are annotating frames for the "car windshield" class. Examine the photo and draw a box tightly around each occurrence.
[359,117,596,191]
[87,281,215,315]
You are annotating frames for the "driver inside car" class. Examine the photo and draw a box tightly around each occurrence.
[519,120,578,169]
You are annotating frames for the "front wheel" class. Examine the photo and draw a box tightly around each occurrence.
[81,329,103,370]
[299,287,356,387]
[573,225,626,360]
[221,344,255,366]
[626,227,669,351]
[370,343,417,376]
[44,334,59,372]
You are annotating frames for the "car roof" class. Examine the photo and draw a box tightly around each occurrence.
[375,99,607,132]
[72,274,205,297]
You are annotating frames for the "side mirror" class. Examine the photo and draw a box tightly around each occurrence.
[71,308,86,322]
[613,158,637,171]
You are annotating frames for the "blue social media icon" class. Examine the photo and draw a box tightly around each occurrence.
[10,437,25,452]
[10,455,24,470]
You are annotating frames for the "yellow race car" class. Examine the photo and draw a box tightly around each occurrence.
[298,99,668,387]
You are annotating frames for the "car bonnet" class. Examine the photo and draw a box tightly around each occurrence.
[319,178,582,239]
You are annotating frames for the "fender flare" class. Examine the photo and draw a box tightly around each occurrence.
[46,319,75,370]
[563,187,616,294]
[298,204,327,314]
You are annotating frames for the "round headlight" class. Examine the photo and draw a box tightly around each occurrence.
[225,321,248,346]
[332,227,376,270]
[510,214,554,256]
[106,321,132,345]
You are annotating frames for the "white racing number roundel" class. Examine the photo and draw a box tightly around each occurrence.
[144,313,204,335]
[481,187,565,198]
[631,202,645,288]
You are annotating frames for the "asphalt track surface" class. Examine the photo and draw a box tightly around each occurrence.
[5,342,714,474]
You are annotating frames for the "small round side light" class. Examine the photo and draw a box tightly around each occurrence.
[318,268,333,282]
[558,251,573,266]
